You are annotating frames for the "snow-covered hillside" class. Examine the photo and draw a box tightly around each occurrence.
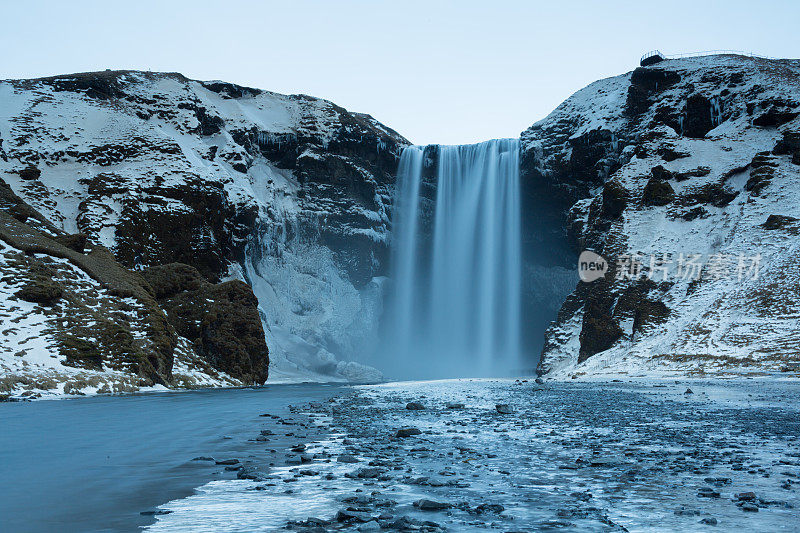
[0,70,406,390]
[522,55,800,378]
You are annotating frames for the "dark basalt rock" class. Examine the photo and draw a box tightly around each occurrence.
[41,71,128,100]
[18,166,41,181]
[105,179,254,282]
[674,166,711,181]
[642,178,675,206]
[626,67,681,115]
[762,214,799,230]
[650,165,673,181]
[177,103,224,136]
[601,180,628,219]
[773,131,800,164]
[200,81,262,99]
[753,106,799,128]
[681,183,739,208]
[682,94,714,138]
[579,295,623,362]
[657,146,691,161]
[614,278,672,334]
[679,206,709,221]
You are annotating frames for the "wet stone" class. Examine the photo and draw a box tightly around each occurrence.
[413,499,452,511]
[396,428,422,438]
[495,404,513,414]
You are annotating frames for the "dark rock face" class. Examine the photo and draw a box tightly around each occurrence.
[200,80,262,99]
[601,180,628,219]
[682,94,714,138]
[40,71,130,100]
[680,183,738,208]
[626,67,681,115]
[18,166,41,181]
[745,152,778,196]
[752,104,799,127]
[773,131,800,163]
[143,263,269,384]
[579,295,623,363]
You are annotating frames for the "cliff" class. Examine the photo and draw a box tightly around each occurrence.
[0,70,407,396]
[521,55,800,378]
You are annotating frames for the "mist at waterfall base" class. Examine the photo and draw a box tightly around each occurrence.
[378,139,524,379]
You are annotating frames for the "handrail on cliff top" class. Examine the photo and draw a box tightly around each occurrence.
[641,49,779,64]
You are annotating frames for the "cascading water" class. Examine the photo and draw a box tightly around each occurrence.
[383,138,522,378]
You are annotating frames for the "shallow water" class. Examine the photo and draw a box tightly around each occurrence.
[2,379,799,532]
[0,384,342,532]
[150,379,800,532]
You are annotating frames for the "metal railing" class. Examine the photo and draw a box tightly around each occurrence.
[642,49,779,62]
[640,50,665,63]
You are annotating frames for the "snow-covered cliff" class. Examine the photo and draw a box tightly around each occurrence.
[0,70,407,394]
[522,55,800,378]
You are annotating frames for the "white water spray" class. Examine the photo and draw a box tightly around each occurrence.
[383,139,522,378]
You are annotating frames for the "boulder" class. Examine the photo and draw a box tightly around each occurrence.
[762,214,798,230]
[642,178,675,206]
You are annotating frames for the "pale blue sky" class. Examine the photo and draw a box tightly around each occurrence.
[2,0,798,144]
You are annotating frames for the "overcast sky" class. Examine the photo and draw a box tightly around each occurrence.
[3,0,798,145]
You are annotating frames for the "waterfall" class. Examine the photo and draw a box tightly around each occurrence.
[383,138,522,378]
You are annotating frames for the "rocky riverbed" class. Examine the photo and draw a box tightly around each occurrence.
[148,379,800,532]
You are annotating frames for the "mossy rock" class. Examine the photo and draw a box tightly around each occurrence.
[642,178,675,206]
[158,278,269,384]
[141,263,205,299]
[14,276,63,305]
[53,233,88,253]
[62,336,103,370]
